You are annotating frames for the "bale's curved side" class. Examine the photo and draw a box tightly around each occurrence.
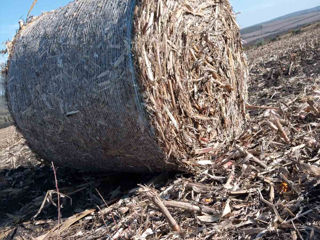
[133,0,248,169]
[6,0,248,172]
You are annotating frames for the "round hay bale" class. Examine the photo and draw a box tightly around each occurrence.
[6,0,248,172]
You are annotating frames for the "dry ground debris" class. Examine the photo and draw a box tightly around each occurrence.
[0,22,320,239]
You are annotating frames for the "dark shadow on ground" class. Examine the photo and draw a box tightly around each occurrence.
[0,163,177,230]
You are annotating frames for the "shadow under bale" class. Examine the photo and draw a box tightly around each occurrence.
[0,163,175,229]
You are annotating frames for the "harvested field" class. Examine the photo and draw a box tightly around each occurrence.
[0,126,19,150]
[0,16,320,240]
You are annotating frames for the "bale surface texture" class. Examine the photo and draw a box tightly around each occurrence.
[6,0,248,172]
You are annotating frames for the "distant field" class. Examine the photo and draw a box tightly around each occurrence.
[0,95,12,129]
[241,6,320,45]
[0,95,7,114]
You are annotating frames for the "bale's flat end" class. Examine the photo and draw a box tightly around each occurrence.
[133,0,248,170]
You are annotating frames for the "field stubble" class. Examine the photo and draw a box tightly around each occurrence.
[0,23,320,239]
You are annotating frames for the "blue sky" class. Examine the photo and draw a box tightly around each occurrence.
[231,0,320,27]
[0,0,71,64]
[0,0,320,65]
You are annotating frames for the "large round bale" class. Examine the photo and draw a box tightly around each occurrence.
[6,0,248,172]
